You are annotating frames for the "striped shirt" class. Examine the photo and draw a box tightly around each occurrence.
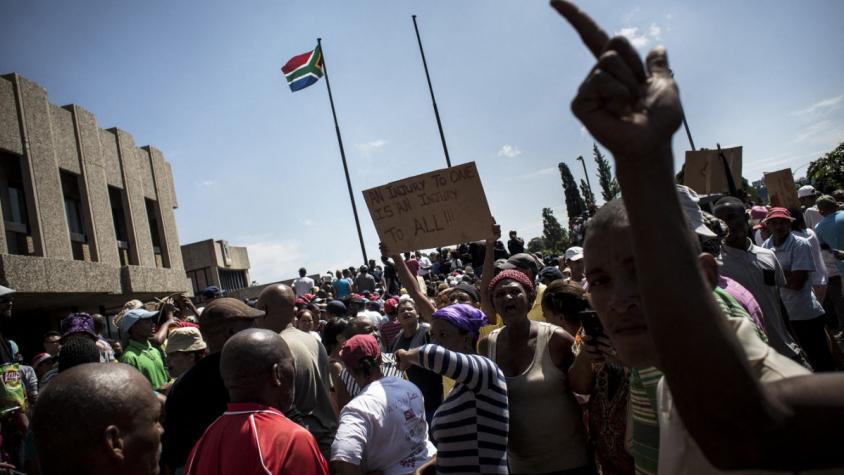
[630,367,662,475]
[415,344,509,474]
[340,352,405,398]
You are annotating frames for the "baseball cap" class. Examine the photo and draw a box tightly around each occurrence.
[165,327,207,354]
[0,285,15,299]
[119,308,159,334]
[199,297,264,330]
[676,185,717,238]
[750,205,769,220]
[539,266,565,282]
[763,207,794,223]
[798,185,817,198]
[383,298,398,315]
[340,334,381,370]
[202,286,223,299]
[564,246,584,262]
[500,253,541,277]
[60,313,98,342]
[326,300,347,316]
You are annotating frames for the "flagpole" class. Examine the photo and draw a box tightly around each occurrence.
[317,38,369,265]
[412,15,452,168]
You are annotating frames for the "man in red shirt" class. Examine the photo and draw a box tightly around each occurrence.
[185,328,329,474]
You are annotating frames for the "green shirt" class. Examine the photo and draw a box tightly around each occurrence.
[121,339,169,390]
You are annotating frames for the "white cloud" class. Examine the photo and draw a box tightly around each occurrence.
[235,237,305,284]
[615,26,650,49]
[648,23,662,39]
[794,95,842,116]
[793,119,843,145]
[355,139,387,155]
[511,166,557,180]
[196,179,216,187]
[497,144,522,158]
[303,219,314,227]
[579,126,588,137]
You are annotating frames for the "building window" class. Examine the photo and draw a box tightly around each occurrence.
[108,186,134,266]
[0,153,35,255]
[219,268,247,292]
[145,198,169,268]
[60,171,90,261]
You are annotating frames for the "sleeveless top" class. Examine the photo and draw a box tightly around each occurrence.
[488,321,588,473]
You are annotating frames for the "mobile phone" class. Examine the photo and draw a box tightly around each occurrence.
[579,310,605,339]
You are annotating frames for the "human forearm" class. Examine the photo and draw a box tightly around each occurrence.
[567,350,596,394]
[392,254,435,321]
[784,270,808,290]
[332,461,362,475]
[480,240,497,320]
[615,150,780,464]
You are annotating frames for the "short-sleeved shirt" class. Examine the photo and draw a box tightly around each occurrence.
[185,403,329,475]
[333,278,352,299]
[763,233,825,321]
[331,376,435,475]
[355,274,377,293]
[719,239,806,362]
[293,277,315,297]
[120,339,169,389]
[815,210,844,276]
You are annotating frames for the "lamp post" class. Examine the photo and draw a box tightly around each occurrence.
[576,155,594,205]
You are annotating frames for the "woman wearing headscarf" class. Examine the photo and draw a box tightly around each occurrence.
[396,304,508,475]
[479,269,590,475]
[330,334,435,475]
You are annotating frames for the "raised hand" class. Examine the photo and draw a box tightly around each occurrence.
[551,0,683,161]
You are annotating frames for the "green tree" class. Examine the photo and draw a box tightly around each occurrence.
[558,162,586,219]
[807,142,844,193]
[580,179,595,206]
[593,144,620,201]
[542,207,569,253]
[527,237,545,254]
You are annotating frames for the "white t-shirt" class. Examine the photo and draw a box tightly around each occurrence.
[293,276,315,296]
[331,376,435,475]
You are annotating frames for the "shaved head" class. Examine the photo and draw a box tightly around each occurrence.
[220,328,295,410]
[256,284,296,332]
[33,363,162,475]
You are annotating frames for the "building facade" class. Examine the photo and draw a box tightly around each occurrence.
[181,239,250,296]
[0,73,190,350]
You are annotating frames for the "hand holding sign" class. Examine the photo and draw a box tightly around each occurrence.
[551,0,683,162]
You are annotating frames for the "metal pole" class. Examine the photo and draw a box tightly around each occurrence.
[576,155,594,204]
[669,69,696,151]
[412,15,452,168]
[317,38,369,264]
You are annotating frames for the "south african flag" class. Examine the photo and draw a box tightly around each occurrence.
[281,45,324,92]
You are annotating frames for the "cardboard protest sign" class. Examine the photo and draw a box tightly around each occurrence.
[764,169,800,209]
[683,146,742,195]
[362,162,492,253]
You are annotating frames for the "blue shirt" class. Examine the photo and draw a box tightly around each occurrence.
[814,210,844,276]
[333,278,351,299]
[763,233,824,321]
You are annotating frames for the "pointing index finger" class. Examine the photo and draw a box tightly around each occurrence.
[550,0,610,59]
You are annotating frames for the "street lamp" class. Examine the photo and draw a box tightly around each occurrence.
[575,155,594,205]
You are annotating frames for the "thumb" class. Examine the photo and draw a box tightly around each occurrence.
[645,46,671,77]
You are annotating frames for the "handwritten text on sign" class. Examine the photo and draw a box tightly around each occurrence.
[362,162,492,253]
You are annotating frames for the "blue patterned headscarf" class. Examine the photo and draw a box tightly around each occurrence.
[431,304,488,339]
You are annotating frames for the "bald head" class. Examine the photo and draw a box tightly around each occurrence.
[256,284,296,332]
[33,363,162,475]
[220,328,295,410]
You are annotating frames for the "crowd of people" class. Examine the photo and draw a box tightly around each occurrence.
[0,1,842,474]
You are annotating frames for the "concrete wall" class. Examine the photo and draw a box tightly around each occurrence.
[0,73,190,313]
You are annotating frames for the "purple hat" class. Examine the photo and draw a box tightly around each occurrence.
[60,313,98,342]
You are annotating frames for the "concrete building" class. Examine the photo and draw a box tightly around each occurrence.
[181,239,250,295]
[0,73,190,350]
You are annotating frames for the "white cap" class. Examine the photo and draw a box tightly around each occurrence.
[0,285,16,298]
[798,185,816,198]
[676,185,717,238]
[565,246,584,262]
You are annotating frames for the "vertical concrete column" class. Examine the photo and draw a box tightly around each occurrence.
[0,77,23,255]
[147,146,184,271]
[114,129,155,267]
[11,74,71,259]
[71,105,120,266]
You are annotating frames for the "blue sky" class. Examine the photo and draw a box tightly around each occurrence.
[3,0,843,284]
